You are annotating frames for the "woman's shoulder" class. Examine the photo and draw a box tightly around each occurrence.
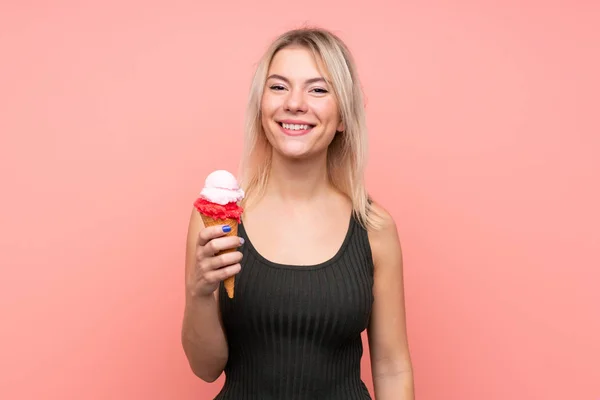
[366,199,397,233]
[365,200,402,269]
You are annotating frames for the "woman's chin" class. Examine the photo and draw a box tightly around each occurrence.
[274,145,314,160]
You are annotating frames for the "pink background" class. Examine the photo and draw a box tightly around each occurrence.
[1,1,599,399]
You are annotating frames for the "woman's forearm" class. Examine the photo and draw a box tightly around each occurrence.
[373,370,415,400]
[181,294,228,382]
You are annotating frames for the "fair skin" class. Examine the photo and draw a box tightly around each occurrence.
[245,45,350,265]
[181,45,414,398]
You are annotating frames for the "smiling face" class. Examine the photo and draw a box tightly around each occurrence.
[260,45,344,160]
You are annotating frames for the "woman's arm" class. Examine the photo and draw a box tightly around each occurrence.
[367,203,415,399]
[181,208,229,382]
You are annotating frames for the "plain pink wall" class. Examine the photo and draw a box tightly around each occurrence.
[1,1,598,399]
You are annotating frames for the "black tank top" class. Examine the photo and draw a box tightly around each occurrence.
[214,215,374,400]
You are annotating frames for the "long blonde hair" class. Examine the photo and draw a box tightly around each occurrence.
[238,27,384,230]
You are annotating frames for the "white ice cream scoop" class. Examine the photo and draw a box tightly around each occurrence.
[200,169,245,205]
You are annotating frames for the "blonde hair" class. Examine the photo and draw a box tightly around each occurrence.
[238,27,384,230]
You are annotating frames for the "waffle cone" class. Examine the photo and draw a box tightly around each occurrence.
[201,214,238,298]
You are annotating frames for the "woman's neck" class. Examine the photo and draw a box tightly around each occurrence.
[265,150,332,203]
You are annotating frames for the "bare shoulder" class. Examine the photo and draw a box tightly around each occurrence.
[367,201,398,233]
[366,201,402,269]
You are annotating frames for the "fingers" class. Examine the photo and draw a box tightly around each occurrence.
[195,224,244,284]
[198,251,243,274]
[197,224,233,247]
[202,250,243,271]
[203,263,242,285]
[204,235,245,257]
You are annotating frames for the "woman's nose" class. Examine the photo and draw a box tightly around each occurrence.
[283,89,308,113]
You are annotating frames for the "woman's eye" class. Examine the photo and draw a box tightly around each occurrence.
[270,85,285,91]
[311,88,328,94]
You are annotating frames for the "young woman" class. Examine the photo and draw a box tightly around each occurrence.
[182,27,415,399]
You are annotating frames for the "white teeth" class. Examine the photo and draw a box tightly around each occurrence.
[282,123,311,130]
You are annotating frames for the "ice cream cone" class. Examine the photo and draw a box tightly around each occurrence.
[200,214,239,298]
[194,169,245,300]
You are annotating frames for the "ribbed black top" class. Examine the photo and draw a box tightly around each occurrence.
[214,215,374,400]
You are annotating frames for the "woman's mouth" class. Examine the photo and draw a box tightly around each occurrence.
[277,122,315,136]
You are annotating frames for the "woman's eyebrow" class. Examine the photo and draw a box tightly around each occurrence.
[267,74,329,85]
